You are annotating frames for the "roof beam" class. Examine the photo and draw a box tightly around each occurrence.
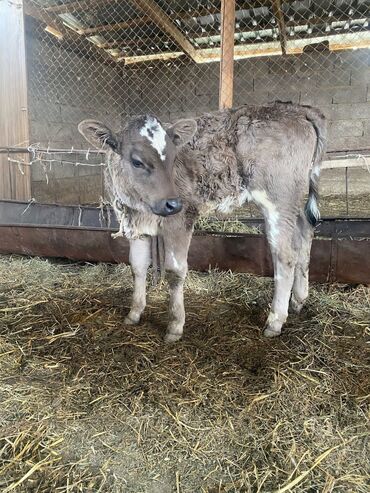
[45,0,284,16]
[127,0,199,62]
[271,0,287,55]
[23,1,116,65]
[80,17,152,36]
[46,0,110,14]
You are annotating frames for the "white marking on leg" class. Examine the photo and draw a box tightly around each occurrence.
[139,116,167,161]
[170,251,180,270]
[250,190,279,248]
[274,262,285,282]
[267,311,280,324]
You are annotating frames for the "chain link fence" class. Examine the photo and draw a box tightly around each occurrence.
[14,0,370,214]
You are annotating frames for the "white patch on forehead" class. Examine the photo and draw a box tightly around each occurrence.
[250,190,279,248]
[139,116,167,161]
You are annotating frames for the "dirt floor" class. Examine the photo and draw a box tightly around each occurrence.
[0,256,369,492]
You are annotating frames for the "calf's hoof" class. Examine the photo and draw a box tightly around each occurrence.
[263,326,281,337]
[289,295,304,314]
[124,314,140,325]
[263,312,284,337]
[164,332,182,343]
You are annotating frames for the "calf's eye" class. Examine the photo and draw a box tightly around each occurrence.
[131,157,145,169]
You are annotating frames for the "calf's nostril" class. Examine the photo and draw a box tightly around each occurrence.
[151,198,182,216]
[166,200,176,211]
[165,198,182,213]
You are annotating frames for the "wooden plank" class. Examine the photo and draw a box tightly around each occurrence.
[0,0,31,200]
[271,0,287,55]
[0,224,368,283]
[121,52,184,64]
[321,157,370,170]
[46,0,282,17]
[128,0,199,62]
[81,17,152,36]
[46,0,112,14]
[219,0,235,109]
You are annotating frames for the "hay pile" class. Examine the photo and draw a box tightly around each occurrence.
[0,256,369,492]
[319,193,370,217]
[193,193,370,234]
[194,217,262,234]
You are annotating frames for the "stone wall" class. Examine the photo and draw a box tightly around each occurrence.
[26,25,370,205]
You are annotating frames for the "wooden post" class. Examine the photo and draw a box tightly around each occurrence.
[219,0,235,109]
[0,0,31,200]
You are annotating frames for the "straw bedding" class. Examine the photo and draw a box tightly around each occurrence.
[0,255,369,492]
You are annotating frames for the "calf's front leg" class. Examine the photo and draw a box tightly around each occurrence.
[125,237,151,325]
[163,230,192,342]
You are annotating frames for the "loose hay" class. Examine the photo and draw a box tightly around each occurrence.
[194,217,262,234]
[0,255,369,492]
[193,193,370,235]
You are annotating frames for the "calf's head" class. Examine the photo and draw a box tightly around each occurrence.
[78,115,197,217]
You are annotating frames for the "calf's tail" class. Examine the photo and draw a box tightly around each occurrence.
[303,106,327,227]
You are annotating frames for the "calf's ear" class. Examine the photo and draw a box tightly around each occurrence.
[166,119,197,147]
[78,120,118,151]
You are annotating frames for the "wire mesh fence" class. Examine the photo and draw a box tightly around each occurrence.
[5,0,370,214]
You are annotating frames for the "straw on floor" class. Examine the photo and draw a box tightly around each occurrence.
[0,256,369,492]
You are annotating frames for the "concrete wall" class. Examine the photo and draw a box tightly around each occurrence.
[26,26,370,206]
[26,24,125,204]
[125,48,370,152]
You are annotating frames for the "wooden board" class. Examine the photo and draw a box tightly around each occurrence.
[0,0,31,200]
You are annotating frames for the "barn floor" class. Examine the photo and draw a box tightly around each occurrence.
[0,256,369,492]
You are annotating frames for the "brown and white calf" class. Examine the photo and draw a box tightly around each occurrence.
[79,102,327,341]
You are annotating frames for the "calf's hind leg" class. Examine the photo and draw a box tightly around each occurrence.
[290,213,314,314]
[125,237,151,325]
[264,220,298,337]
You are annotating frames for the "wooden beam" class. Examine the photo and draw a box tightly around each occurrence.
[23,1,116,65]
[0,0,31,200]
[121,31,370,65]
[127,0,199,62]
[46,0,111,14]
[219,0,235,109]
[120,52,184,65]
[80,17,152,36]
[45,0,276,16]
[271,0,287,55]
[321,157,370,170]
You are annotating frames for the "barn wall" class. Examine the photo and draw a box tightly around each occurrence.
[25,24,125,204]
[126,48,370,153]
[26,22,370,206]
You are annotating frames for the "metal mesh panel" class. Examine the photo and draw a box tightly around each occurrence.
[18,0,370,211]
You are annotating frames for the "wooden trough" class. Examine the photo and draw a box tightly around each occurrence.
[0,200,369,284]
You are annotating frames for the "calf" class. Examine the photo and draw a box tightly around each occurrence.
[79,102,327,341]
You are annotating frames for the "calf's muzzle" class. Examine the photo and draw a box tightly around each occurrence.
[151,197,183,217]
